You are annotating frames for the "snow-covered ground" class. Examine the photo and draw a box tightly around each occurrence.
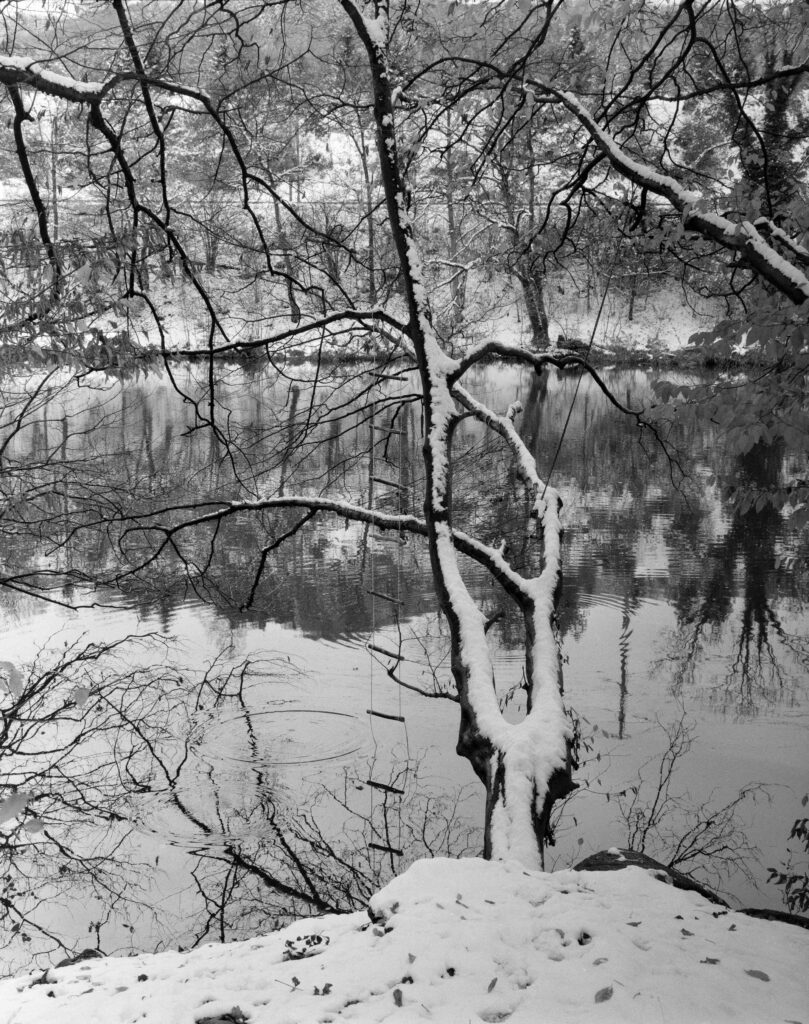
[98,272,718,358]
[2,857,806,1024]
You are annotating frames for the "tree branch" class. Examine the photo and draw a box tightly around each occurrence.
[527,78,809,304]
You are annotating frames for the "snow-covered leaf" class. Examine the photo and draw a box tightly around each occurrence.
[744,969,770,982]
[594,985,613,1003]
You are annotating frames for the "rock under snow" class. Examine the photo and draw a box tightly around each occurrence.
[1,857,806,1023]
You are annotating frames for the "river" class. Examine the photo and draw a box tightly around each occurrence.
[0,359,806,969]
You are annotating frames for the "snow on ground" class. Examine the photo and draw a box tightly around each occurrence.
[33,263,715,359]
[548,284,720,354]
[2,857,806,1024]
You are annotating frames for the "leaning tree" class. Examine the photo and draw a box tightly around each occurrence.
[0,0,807,871]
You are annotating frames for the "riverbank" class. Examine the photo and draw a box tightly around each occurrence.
[2,856,806,1024]
[6,270,741,374]
[6,326,768,376]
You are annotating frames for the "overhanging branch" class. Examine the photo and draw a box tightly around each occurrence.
[526,78,809,305]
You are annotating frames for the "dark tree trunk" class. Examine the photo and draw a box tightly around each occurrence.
[519,258,550,349]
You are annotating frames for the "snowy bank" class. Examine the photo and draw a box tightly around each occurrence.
[1,857,807,1024]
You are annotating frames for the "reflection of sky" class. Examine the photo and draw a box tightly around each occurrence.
[633,517,674,578]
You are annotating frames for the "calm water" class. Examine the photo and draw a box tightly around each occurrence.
[1,360,806,969]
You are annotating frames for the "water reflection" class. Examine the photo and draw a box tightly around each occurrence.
[0,360,807,966]
[2,361,806,722]
[661,440,805,714]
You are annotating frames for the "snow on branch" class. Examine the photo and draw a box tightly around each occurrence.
[452,385,548,523]
[451,342,682,486]
[0,56,212,108]
[0,55,104,101]
[448,384,570,867]
[528,79,809,305]
[450,343,644,422]
[119,495,529,599]
[753,218,809,267]
[451,384,564,690]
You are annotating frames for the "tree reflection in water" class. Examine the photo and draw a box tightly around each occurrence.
[1,362,807,964]
[664,439,806,715]
[0,637,479,972]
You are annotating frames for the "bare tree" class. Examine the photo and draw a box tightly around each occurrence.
[0,637,169,972]
[615,713,766,896]
[3,639,476,967]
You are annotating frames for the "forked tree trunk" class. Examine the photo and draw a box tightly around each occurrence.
[343,0,575,871]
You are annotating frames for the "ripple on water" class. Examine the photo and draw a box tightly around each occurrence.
[134,707,366,851]
[192,707,365,769]
[576,591,668,614]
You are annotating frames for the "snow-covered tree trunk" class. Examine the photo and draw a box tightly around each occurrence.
[339,0,574,869]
